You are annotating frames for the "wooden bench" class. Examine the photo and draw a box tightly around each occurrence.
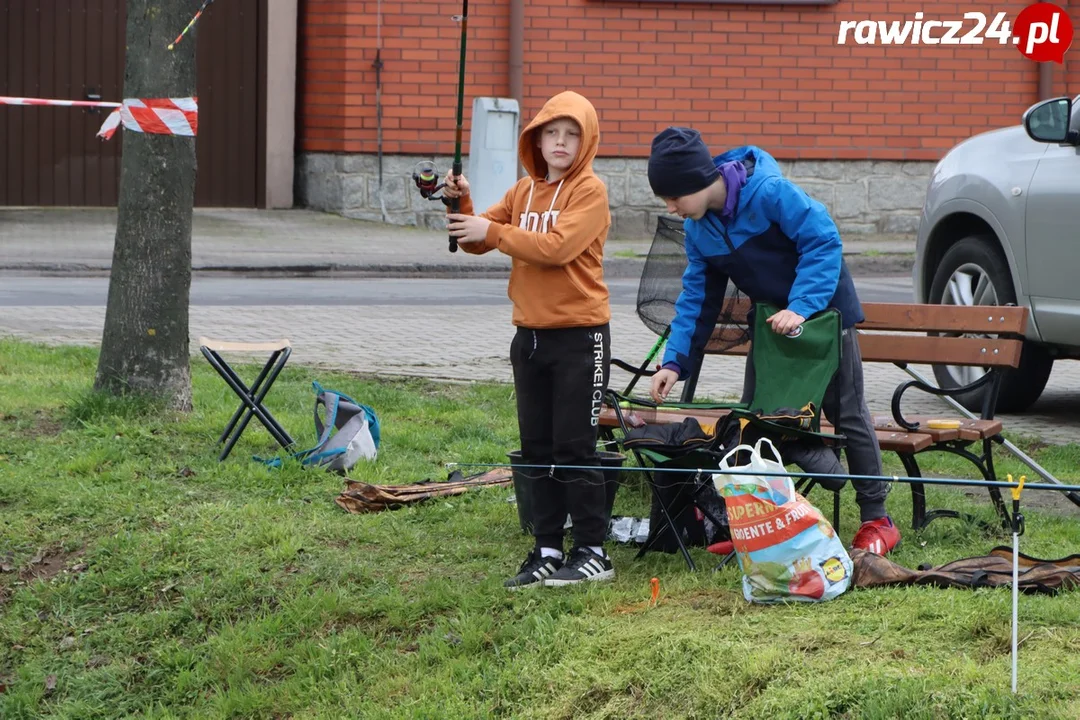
[601,299,1029,532]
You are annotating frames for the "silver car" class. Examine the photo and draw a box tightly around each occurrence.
[914,94,1080,413]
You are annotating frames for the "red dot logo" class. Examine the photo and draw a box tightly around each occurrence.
[1013,2,1074,63]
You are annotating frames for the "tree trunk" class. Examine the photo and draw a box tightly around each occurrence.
[94,0,198,411]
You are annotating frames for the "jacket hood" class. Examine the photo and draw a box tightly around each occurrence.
[709,145,783,208]
[519,90,600,182]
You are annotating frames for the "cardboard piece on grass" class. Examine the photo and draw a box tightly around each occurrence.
[335,468,513,514]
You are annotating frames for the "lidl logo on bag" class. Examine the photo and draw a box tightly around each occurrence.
[822,556,848,585]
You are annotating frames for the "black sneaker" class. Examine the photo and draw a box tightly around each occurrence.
[504,550,564,590]
[543,547,614,586]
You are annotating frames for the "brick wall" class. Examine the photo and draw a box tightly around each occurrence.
[296,1,1074,235]
[298,0,509,155]
[299,0,1055,160]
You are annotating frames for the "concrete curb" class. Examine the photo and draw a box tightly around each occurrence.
[0,254,915,280]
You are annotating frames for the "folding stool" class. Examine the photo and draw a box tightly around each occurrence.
[199,336,296,461]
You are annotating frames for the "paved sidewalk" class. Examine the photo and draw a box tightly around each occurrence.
[1,206,1075,447]
[1,300,1078,447]
[0,207,916,278]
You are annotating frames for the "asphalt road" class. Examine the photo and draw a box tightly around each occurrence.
[0,275,916,307]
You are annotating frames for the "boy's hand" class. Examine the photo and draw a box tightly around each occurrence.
[447,213,491,245]
[766,309,806,336]
[651,368,679,403]
[442,170,470,199]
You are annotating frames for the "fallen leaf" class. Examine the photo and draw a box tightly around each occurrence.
[160,582,178,594]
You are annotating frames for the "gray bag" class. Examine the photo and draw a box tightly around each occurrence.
[265,382,380,472]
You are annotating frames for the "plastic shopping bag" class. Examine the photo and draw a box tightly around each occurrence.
[713,437,852,604]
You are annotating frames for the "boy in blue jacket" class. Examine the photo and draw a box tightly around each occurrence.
[646,126,900,556]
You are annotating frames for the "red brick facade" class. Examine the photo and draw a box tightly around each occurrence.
[298,0,1078,161]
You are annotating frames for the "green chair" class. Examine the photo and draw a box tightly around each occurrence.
[605,302,848,570]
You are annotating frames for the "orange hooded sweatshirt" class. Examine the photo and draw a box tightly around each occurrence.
[455,91,612,329]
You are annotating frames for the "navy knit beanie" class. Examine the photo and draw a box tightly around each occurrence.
[648,127,720,198]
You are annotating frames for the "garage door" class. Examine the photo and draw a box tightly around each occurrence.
[0,0,264,207]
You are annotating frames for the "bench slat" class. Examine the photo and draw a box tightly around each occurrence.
[713,298,1028,336]
[706,333,1024,368]
[857,334,1023,367]
[873,415,1002,441]
[598,407,935,454]
[860,303,1028,334]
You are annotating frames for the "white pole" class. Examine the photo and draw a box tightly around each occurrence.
[1008,475,1025,695]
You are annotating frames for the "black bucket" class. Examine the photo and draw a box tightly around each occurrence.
[508,450,627,534]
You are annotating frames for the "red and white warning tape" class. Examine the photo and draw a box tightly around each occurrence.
[0,95,121,109]
[0,95,198,141]
[96,98,199,140]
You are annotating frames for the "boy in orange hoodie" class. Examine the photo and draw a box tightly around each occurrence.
[443,90,615,588]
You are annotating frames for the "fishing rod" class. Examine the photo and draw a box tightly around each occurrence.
[168,0,216,50]
[445,460,1080,495]
[447,0,469,254]
[412,0,469,253]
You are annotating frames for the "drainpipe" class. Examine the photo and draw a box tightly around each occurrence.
[1038,63,1054,100]
[510,0,524,178]
[1037,0,1067,100]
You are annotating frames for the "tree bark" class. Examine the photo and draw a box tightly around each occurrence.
[94,0,198,411]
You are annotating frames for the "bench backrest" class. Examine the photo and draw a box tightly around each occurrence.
[705,299,1029,369]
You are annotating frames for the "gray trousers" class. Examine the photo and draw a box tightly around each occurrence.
[741,326,890,522]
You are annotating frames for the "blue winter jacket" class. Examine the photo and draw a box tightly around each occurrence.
[661,145,864,380]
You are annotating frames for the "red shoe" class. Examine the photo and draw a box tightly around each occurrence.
[852,516,900,556]
[707,540,735,555]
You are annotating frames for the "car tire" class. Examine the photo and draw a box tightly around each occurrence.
[927,235,1053,414]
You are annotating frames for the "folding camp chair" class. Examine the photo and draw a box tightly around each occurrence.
[199,336,295,461]
[606,302,848,571]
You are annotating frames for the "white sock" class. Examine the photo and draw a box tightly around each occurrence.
[588,546,605,558]
[540,547,563,560]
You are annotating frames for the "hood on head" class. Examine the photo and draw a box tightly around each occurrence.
[518,90,600,182]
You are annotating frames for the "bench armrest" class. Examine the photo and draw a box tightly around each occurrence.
[890,368,1001,431]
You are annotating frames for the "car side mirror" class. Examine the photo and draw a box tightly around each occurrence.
[1022,97,1073,144]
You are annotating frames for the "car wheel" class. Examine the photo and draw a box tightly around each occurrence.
[927,236,1053,413]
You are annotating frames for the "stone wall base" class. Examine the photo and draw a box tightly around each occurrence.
[295,153,934,238]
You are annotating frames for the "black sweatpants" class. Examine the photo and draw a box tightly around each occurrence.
[511,323,611,551]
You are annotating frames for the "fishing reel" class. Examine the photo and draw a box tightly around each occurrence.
[412,160,453,207]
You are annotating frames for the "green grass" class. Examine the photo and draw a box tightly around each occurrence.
[2,337,1080,719]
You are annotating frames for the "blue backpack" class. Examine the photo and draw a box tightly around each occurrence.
[263,382,380,472]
